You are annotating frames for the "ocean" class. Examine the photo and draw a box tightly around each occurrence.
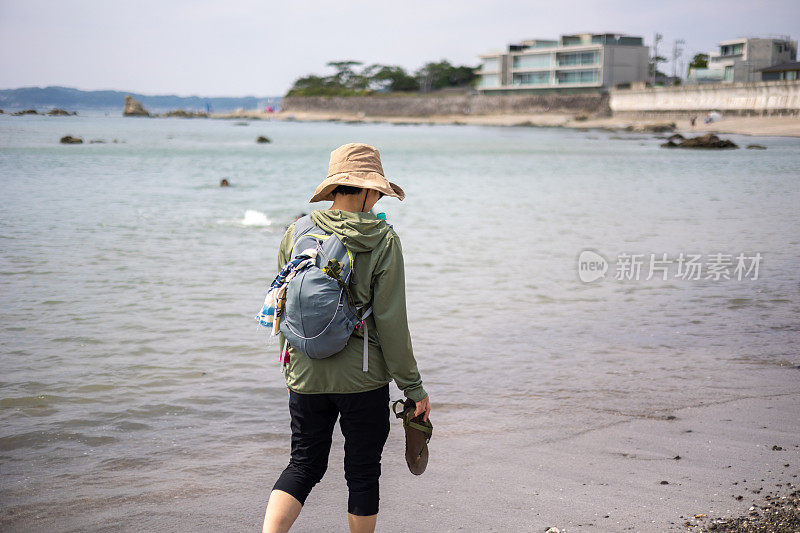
[1,115,799,530]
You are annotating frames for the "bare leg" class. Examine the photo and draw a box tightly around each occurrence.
[347,513,377,533]
[263,490,302,533]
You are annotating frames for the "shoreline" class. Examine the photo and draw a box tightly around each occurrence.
[211,109,800,138]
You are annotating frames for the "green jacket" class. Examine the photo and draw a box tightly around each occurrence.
[277,209,427,402]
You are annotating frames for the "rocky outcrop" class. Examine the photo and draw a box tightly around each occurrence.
[60,135,83,144]
[256,136,271,143]
[13,109,40,116]
[123,95,150,117]
[160,109,208,118]
[746,144,767,150]
[660,133,738,149]
[625,122,676,133]
[47,108,76,116]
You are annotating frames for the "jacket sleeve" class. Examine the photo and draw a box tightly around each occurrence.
[371,232,427,402]
[277,224,295,269]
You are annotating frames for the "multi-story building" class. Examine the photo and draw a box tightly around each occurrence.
[687,37,797,84]
[477,33,649,93]
[759,61,800,81]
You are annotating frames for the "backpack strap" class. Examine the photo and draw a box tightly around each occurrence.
[359,307,373,372]
[291,215,323,256]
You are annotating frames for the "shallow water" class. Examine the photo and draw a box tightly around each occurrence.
[1,115,799,527]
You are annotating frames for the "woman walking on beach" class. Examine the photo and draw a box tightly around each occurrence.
[262,143,430,533]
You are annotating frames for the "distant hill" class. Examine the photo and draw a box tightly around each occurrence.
[0,86,281,113]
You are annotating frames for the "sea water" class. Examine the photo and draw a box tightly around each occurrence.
[1,115,799,528]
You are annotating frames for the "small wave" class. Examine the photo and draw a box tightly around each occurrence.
[241,210,272,226]
[216,210,273,228]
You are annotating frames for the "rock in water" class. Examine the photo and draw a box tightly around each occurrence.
[626,122,676,133]
[60,135,83,144]
[48,108,76,116]
[123,95,150,117]
[256,136,271,144]
[746,144,767,150]
[161,109,208,118]
[660,133,738,149]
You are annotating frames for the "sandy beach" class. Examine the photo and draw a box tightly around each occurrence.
[11,365,797,532]
[214,109,800,138]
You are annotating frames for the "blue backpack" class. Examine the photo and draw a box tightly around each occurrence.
[280,216,372,371]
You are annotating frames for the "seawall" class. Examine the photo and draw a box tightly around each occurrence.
[280,93,610,117]
[610,80,800,117]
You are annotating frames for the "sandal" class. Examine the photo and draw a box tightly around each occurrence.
[392,398,433,475]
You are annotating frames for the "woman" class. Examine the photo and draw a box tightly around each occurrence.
[262,143,431,533]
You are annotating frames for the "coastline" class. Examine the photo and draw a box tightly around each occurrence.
[212,109,800,138]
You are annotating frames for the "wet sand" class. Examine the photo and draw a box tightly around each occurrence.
[5,367,797,532]
[213,110,800,138]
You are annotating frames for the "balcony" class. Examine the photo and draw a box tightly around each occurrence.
[556,51,600,67]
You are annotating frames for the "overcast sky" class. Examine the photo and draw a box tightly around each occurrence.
[1,0,798,97]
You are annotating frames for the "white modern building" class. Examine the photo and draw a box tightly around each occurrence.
[687,37,797,84]
[477,33,649,93]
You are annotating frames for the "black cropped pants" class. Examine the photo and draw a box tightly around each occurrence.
[272,384,390,516]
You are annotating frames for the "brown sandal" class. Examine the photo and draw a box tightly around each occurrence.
[392,399,433,475]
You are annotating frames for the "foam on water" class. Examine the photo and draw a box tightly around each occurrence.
[240,210,272,227]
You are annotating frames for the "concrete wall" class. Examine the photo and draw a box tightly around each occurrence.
[281,93,610,116]
[603,45,649,87]
[610,80,800,116]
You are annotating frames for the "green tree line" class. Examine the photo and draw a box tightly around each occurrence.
[287,60,478,96]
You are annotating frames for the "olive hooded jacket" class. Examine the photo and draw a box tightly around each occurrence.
[276,209,427,402]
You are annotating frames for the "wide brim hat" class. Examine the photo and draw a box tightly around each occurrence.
[310,142,405,202]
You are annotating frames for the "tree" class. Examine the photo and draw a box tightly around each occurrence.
[286,59,478,96]
[368,65,419,92]
[415,60,478,92]
[689,53,709,70]
[648,55,668,79]
[326,61,363,89]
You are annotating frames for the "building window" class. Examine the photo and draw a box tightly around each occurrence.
[478,74,500,88]
[481,58,500,72]
[787,71,798,81]
[721,43,744,56]
[513,54,551,69]
[557,69,599,84]
[724,65,734,81]
[557,51,599,66]
[513,72,551,85]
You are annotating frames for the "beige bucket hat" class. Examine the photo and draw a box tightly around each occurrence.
[310,143,405,203]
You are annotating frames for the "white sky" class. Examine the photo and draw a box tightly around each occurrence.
[1,0,798,97]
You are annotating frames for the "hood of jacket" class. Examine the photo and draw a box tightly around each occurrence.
[309,209,391,254]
